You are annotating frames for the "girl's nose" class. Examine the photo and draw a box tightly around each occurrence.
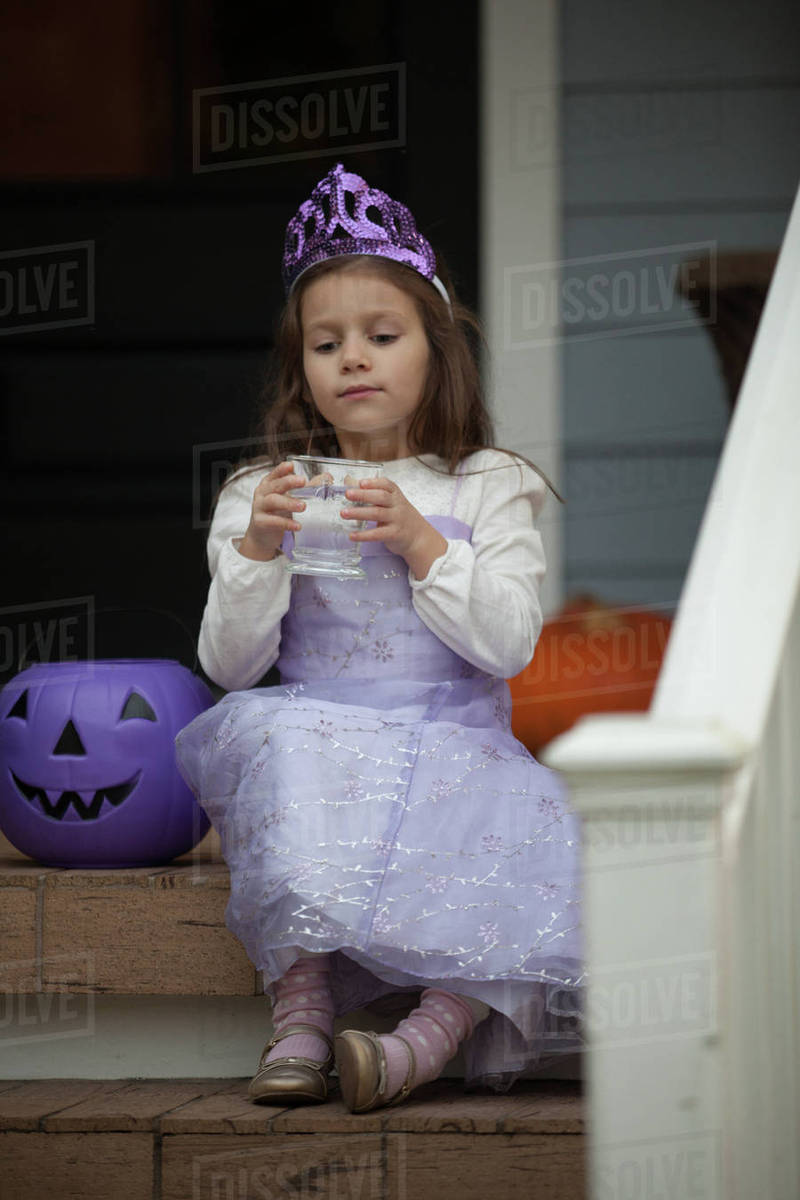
[340,337,370,370]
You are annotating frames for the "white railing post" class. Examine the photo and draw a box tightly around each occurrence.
[543,714,746,1200]
[540,178,800,1199]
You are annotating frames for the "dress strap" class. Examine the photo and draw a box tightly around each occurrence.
[448,460,468,517]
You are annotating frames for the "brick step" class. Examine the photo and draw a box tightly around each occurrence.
[0,846,582,1083]
[0,846,259,997]
[0,1076,586,1199]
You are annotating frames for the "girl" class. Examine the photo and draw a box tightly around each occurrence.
[175,162,584,1112]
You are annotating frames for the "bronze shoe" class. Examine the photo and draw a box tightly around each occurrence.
[248,1022,335,1105]
[335,1028,417,1113]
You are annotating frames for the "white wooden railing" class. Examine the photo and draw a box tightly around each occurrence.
[543,181,800,1200]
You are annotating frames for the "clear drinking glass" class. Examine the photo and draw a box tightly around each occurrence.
[285,455,383,579]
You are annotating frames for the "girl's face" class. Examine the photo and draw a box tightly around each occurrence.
[300,268,430,461]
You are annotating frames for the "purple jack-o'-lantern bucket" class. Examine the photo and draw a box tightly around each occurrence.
[0,657,214,868]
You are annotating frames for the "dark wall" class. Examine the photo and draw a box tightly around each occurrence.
[0,0,479,689]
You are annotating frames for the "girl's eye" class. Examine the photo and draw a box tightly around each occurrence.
[312,334,397,352]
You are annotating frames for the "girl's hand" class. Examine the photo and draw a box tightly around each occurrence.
[341,478,448,580]
[238,461,306,562]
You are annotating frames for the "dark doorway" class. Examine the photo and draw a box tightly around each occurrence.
[0,0,479,689]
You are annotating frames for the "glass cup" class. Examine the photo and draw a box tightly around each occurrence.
[284,455,383,579]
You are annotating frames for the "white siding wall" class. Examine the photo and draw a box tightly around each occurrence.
[560,0,800,608]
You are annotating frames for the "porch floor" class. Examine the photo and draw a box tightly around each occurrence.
[0,1075,585,1199]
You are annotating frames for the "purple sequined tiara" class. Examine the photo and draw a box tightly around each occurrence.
[281,162,451,309]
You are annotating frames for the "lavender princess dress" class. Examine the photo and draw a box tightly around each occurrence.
[175,512,585,1091]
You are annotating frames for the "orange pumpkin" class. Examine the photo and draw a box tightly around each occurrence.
[508,593,673,756]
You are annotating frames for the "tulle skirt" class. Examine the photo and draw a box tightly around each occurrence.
[175,676,585,1089]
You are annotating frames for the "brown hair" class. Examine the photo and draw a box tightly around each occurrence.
[211,252,563,514]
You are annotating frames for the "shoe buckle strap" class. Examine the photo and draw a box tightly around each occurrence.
[258,1054,329,1072]
[256,1047,335,1075]
[364,1029,416,1107]
[386,1034,417,1106]
[361,1029,388,1097]
[264,1023,334,1055]
[376,1042,388,1098]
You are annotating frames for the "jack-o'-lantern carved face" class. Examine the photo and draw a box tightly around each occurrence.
[0,660,214,867]
[7,685,155,822]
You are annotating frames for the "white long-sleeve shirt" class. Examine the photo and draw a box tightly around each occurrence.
[198,449,548,692]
